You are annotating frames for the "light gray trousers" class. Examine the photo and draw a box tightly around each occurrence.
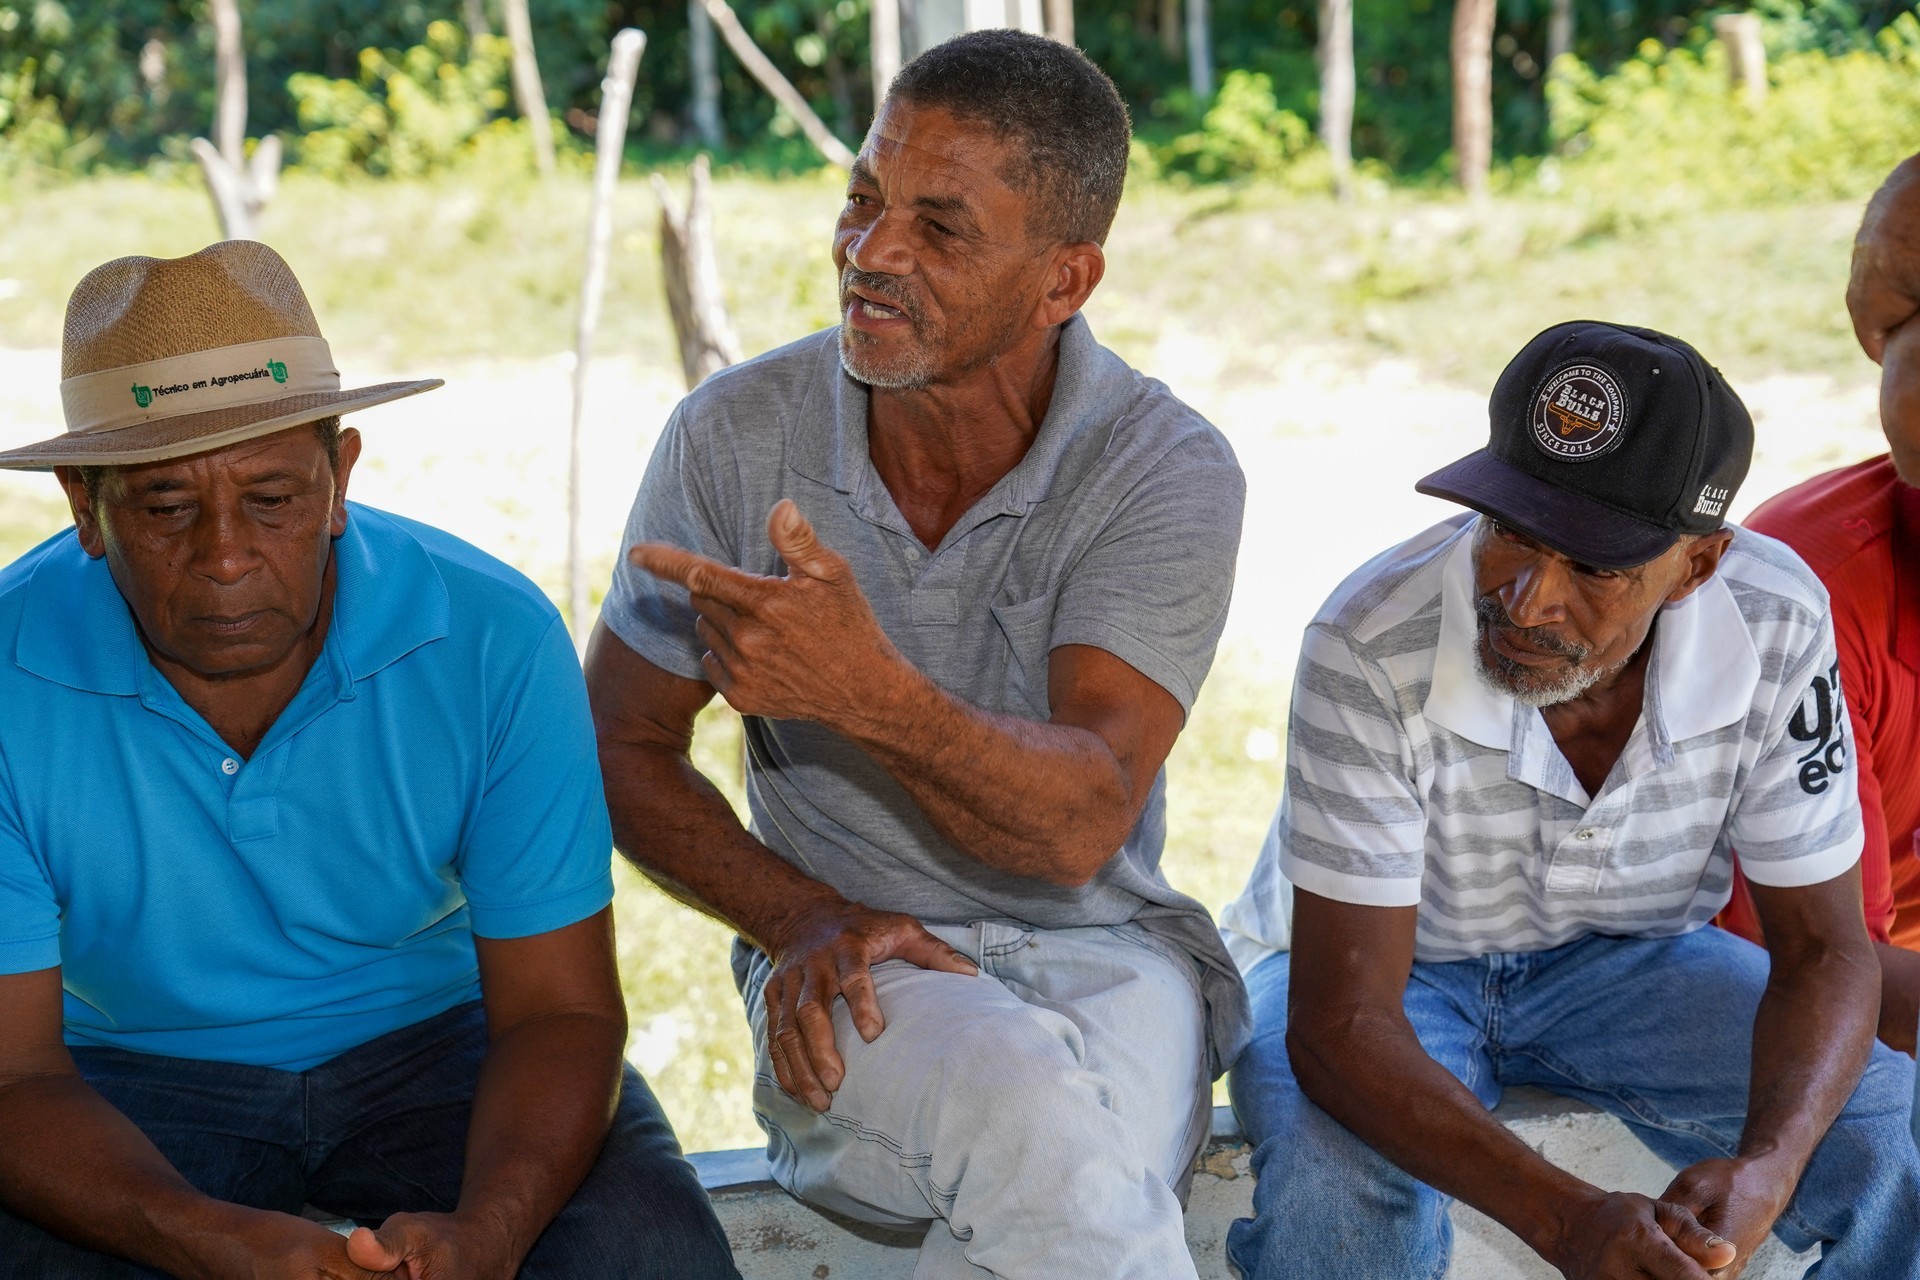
[741,919,1211,1280]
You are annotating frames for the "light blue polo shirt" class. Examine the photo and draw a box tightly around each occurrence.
[0,503,614,1071]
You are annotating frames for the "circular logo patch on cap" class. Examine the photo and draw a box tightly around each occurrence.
[1531,363,1628,462]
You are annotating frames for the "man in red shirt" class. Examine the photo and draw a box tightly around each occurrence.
[1724,155,1920,1058]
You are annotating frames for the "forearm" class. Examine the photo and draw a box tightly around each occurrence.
[833,660,1133,885]
[1290,1011,1599,1257]
[453,1010,628,1272]
[602,738,853,951]
[1739,941,1879,1172]
[1875,942,1920,1054]
[0,1074,252,1280]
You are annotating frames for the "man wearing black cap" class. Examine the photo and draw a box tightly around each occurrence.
[1218,322,1920,1279]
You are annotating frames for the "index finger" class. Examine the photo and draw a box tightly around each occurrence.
[627,542,767,609]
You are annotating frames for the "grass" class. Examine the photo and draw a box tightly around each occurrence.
[0,164,1881,1152]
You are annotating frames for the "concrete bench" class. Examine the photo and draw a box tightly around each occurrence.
[692,1089,1816,1279]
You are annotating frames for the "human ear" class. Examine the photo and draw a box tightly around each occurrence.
[1034,242,1105,329]
[328,428,364,538]
[53,466,107,559]
[1665,529,1734,603]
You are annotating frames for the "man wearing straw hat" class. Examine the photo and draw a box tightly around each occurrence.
[0,242,739,1278]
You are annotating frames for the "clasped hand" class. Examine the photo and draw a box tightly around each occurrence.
[1549,1155,1790,1280]
[231,1207,512,1280]
[628,499,903,726]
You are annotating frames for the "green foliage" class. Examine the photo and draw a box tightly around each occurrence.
[288,20,533,177]
[1151,70,1333,189]
[1549,13,1920,208]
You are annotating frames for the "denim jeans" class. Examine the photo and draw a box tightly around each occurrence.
[740,919,1213,1280]
[1225,927,1920,1280]
[0,1001,740,1279]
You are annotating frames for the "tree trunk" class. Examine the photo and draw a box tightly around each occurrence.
[871,0,902,109]
[502,0,556,176]
[210,0,245,166]
[689,0,723,148]
[1158,0,1182,57]
[653,156,744,390]
[1186,0,1212,100]
[694,0,857,169]
[1450,0,1496,197]
[1545,0,1573,74]
[1044,0,1073,44]
[194,0,279,240]
[1713,13,1768,110]
[569,28,647,646]
[462,0,491,42]
[1317,0,1354,198]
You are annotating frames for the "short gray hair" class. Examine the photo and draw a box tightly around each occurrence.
[886,29,1132,246]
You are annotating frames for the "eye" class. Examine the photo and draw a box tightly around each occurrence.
[146,503,189,518]
[251,494,293,510]
[925,219,955,237]
[1489,519,1525,543]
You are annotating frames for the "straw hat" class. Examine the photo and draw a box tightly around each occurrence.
[0,240,441,470]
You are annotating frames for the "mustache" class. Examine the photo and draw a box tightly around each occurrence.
[840,268,924,323]
[1473,593,1589,660]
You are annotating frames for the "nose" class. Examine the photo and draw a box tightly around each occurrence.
[1500,555,1570,630]
[842,209,912,277]
[188,503,262,587]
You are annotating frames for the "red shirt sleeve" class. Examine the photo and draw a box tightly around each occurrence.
[1835,594,1896,944]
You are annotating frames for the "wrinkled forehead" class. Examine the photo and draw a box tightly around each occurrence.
[92,426,332,497]
[856,101,1025,210]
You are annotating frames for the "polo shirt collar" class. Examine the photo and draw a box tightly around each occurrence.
[1423,524,1759,759]
[788,312,1124,515]
[1893,480,1920,674]
[15,505,448,698]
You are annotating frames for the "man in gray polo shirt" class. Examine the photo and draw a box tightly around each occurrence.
[1220,322,1920,1279]
[585,31,1245,1279]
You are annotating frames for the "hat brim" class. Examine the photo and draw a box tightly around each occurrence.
[1414,449,1679,570]
[0,378,443,471]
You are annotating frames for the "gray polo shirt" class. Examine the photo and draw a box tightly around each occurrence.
[603,314,1249,1070]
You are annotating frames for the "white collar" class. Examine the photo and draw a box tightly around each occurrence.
[1422,526,1760,757]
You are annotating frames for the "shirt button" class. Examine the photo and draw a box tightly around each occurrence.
[221,758,238,775]
[1574,828,1593,841]
[906,546,921,562]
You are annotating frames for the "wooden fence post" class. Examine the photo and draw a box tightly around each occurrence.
[568,28,648,645]
[653,156,744,390]
[694,0,856,169]
[872,0,903,108]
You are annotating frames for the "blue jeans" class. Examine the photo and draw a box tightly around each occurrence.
[1225,928,1920,1280]
[0,1002,740,1279]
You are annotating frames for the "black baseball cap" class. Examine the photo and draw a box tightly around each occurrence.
[1416,321,1753,570]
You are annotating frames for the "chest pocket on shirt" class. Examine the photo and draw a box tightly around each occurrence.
[991,593,1056,716]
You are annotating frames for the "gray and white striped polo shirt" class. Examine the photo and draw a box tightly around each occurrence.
[1219,514,1863,969]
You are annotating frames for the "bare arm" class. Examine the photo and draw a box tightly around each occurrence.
[343,910,629,1278]
[1287,890,1733,1280]
[0,968,382,1280]
[627,499,1184,887]
[585,623,977,1113]
[1875,941,1920,1054]
[1658,869,1880,1270]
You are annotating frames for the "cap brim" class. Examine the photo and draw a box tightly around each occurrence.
[1415,449,1678,570]
[0,378,444,471]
